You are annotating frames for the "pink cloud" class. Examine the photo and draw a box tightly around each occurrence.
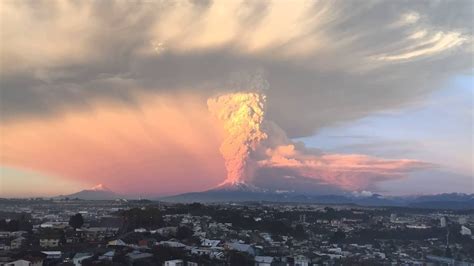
[258,144,433,191]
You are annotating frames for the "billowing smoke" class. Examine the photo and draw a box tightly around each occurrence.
[207,89,433,192]
[207,92,267,185]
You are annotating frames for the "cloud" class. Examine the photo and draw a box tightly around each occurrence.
[0,0,471,195]
[257,144,432,191]
[0,92,226,195]
[1,0,472,138]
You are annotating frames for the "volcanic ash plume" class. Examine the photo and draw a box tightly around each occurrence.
[207,92,267,185]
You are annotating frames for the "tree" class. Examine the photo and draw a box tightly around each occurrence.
[293,224,306,240]
[121,207,164,232]
[69,213,84,230]
[176,226,194,240]
[330,230,346,243]
[18,213,33,231]
[228,251,254,266]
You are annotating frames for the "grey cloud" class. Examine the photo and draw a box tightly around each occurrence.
[1,0,472,138]
[253,167,346,195]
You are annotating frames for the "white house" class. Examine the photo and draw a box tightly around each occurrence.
[201,239,220,247]
[164,259,184,266]
[73,253,93,266]
[255,256,273,266]
[461,226,472,236]
[294,255,309,266]
[2,260,33,266]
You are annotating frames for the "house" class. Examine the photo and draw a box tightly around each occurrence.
[255,256,273,266]
[164,260,184,266]
[10,237,26,249]
[158,241,186,248]
[39,238,60,248]
[72,253,93,266]
[0,241,10,251]
[82,227,119,242]
[294,255,309,266]
[209,249,225,260]
[41,251,61,260]
[64,230,82,244]
[1,259,34,266]
[153,227,177,237]
[190,247,211,256]
[201,239,220,247]
[107,239,127,247]
[461,226,472,236]
[98,251,114,261]
[126,251,153,265]
[14,251,46,266]
[226,242,256,256]
[138,238,156,248]
[39,230,62,248]
[40,222,68,229]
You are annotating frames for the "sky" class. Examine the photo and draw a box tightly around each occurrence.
[0,0,473,197]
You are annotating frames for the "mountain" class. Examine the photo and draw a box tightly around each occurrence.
[408,193,474,209]
[161,182,361,204]
[57,184,122,200]
[160,184,474,209]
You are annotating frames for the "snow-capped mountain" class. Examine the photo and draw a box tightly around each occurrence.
[90,184,112,192]
[57,184,122,200]
[212,180,269,193]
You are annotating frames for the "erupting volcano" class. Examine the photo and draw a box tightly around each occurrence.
[207,92,268,187]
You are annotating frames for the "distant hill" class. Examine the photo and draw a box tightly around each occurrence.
[160,183,474,209]
[408,193,474,209]
[57,184,123,200]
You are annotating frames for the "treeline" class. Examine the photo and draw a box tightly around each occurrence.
[119,207,164,232]
[0,213,33,232]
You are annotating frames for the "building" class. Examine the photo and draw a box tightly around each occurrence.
[39,238,60,248]
[299,214,306,223]
[201,239,220,247]
[440,217,446,228]
[126,251,153,265]
[164,259,184,266]
[10,237,26,249]
[390,214,397,223]
[255,256,274,266]
[226,242,256,256]
[294,255,310,266]
[41,251,61,260]
[460,226,471,236]
[73,253,93,266]
[1,260,35,266]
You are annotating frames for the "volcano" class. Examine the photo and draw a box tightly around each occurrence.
[159,184,474,209]
[57,184,123,200]
[160,181,275,203]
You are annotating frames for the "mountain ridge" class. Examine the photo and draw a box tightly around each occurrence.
[56,184,123,200]
[159,183,474,209]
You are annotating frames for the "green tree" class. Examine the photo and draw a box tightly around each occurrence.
[293,224,306,240]
[121,207,164,232]
[69,213,84,230]
[228,251,254,266]
[176,226,194,240]
[330,230,346,243]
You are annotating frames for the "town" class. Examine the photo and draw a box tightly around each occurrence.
[0,198,473,266]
